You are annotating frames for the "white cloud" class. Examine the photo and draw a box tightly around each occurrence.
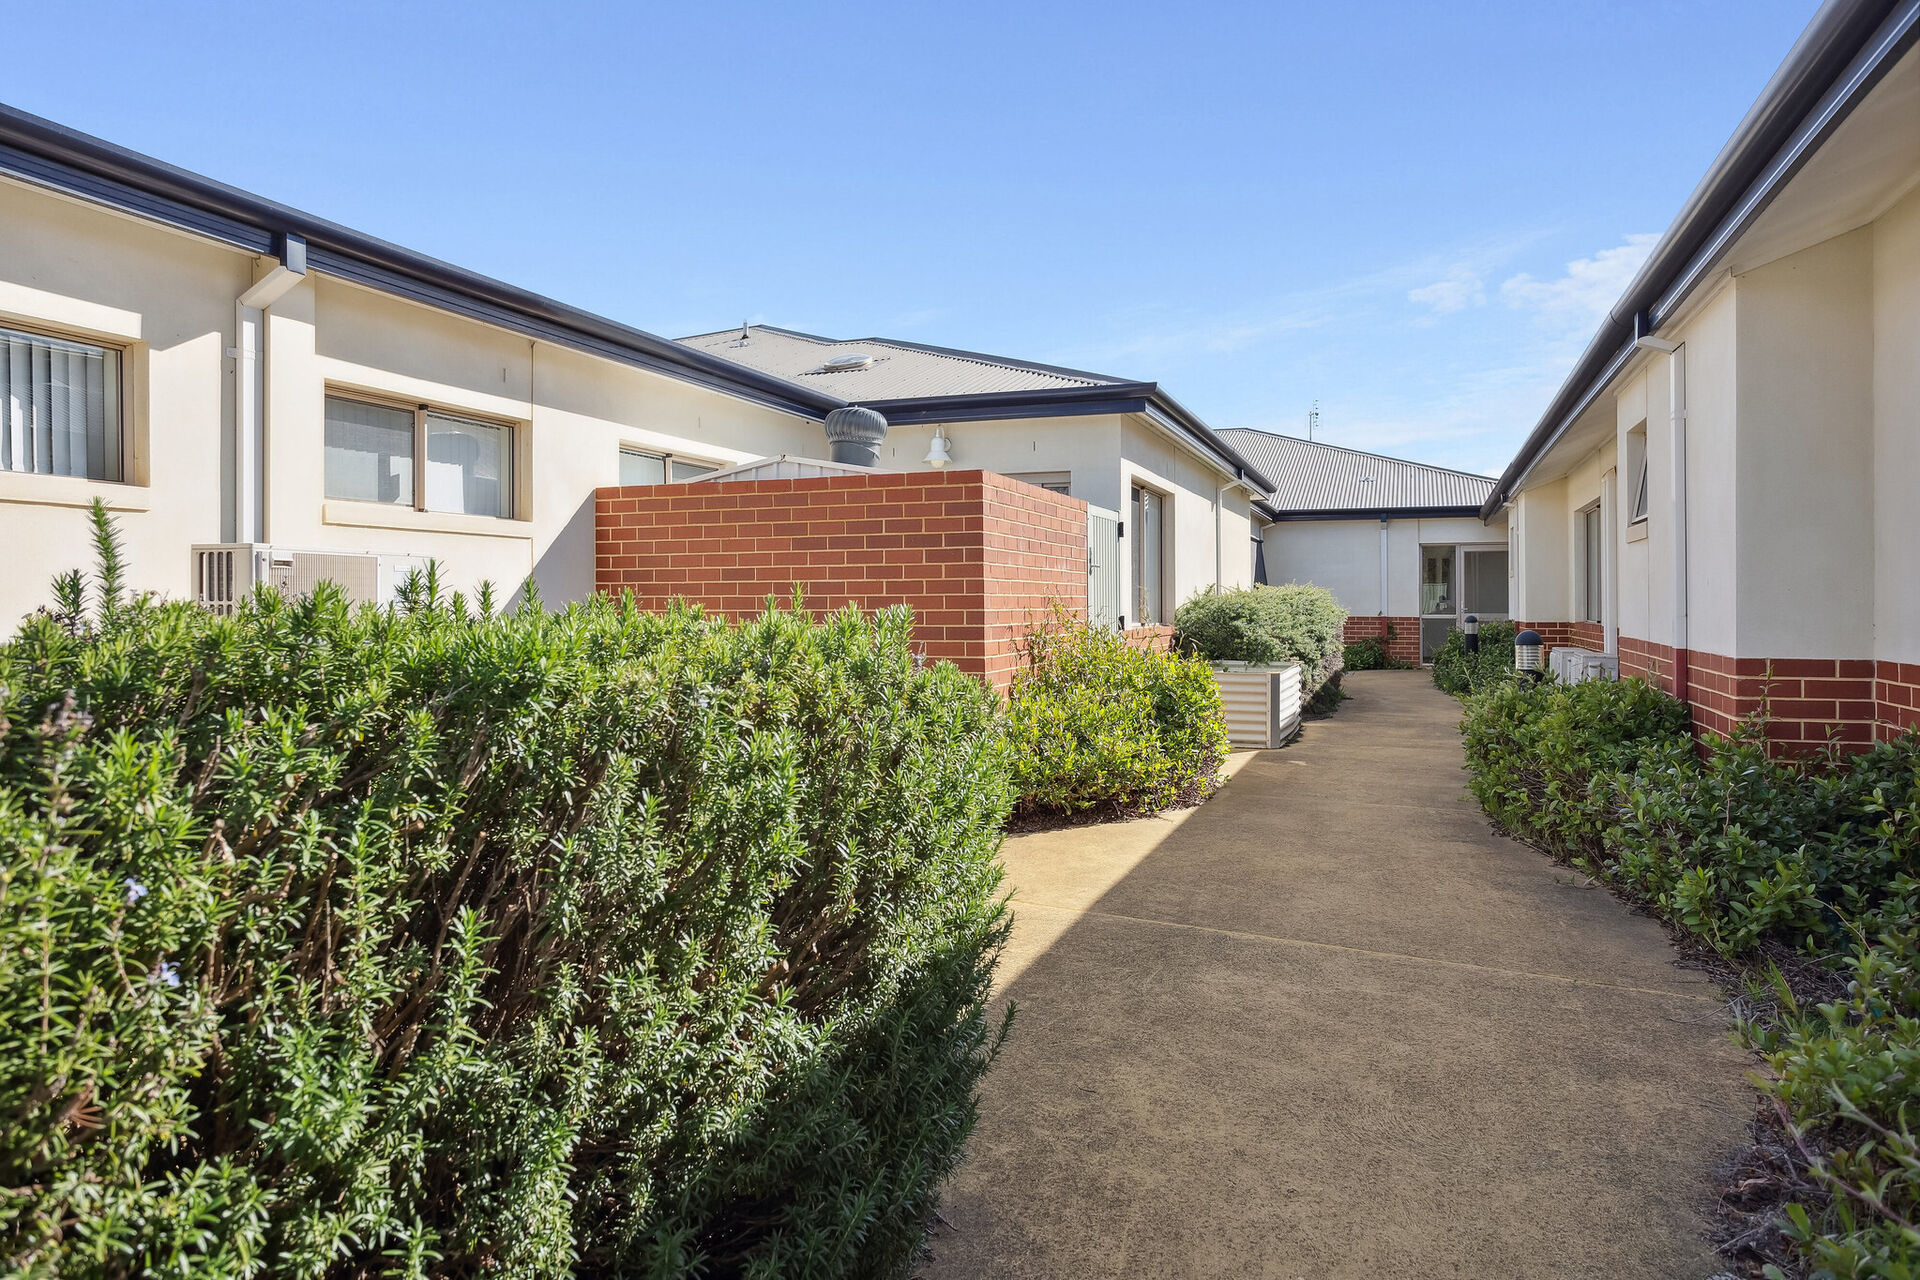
[1499,233,1657,332]
[1408,268,1486,315]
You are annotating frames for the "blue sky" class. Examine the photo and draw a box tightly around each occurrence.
[6,1,1819,474]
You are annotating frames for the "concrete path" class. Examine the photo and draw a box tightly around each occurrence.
[922,670,1752,1280]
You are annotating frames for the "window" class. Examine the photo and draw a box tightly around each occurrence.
[324,397,413,505]
[1581,503,1603,623]
[1627,424,1650,524]
[1008,470,1071,495]
[325,394,514,518]
[426,412,511,518]
[1130,485,1164,626]
[620,447,717,485]
[1,324,123,481]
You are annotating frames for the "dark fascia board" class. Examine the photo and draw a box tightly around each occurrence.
[858,383,1279,493]
[1480,0,1920,521]
[0,104,844,421]
[711,323,1130,387]
[1267,505,1489,523]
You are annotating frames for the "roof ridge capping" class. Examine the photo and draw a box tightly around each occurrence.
[0,104,846,420]
[682,323,1126,387]
[1219,427,1497,486]
[1480,0,1920,519]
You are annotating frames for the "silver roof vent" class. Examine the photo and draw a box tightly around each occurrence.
[821,352,875,371]
[822,405,888,467]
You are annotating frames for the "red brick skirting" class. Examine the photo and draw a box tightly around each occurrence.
[1341,616,1421,665]
[594,470,1087,691]
[1876,660,1920,743]
[1518,620,1605,664]
[1611,633,1892,756]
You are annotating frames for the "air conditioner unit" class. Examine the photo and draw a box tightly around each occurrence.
[191,544,426,614]
[1548,646,1619,684]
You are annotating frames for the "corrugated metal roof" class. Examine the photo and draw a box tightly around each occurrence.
[678,325,1125,399]
[1219,428,1496,513]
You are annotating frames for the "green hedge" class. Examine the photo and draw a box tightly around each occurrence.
[1172,584,1346,694]
[1006,616,1228,821]
[1,516,1013,1279]
[1342,633,1409,671]
[1431,620,1518,695]
[1458,677,1920,1274]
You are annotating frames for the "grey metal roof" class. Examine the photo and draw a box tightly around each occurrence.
[678,325,1126,400]
[1219,429,1496,514]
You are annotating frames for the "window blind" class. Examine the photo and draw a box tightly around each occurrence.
[0,326,122,481]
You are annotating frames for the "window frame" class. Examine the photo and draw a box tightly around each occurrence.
[618,445,721,485]
[1578,500,1604,624]
[0,319,128,484]
[1626,423,1650,526]
[324,388,518,519]
[1129,482,1167,627]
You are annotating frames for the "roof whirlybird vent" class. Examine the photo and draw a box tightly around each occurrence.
[820,352,875,372]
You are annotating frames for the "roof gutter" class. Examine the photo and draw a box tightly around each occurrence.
[1266,505,1487,523]
[861,383,1277,492]
[0,104,845,421]
[1480,0,1920,520]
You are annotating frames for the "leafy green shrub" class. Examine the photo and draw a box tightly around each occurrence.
[1461,674,1690,862]
[1342,634,1408,671]
[1458,675,1920,1276]
[1431,620,1519,695]
[1,513,1013,1279]
[1173,584,1346,694]
[1006,615,1229,821]
[1749,930,1920,1278]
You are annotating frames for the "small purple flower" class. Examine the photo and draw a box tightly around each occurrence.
[155,961,180,989]
[124,878,148,905]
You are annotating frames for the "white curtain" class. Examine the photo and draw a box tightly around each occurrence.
[0,327,120,481]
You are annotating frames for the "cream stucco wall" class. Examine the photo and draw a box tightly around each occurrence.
[0,177,250,619]
[0,172,1266,630]
[0,175,823,624]
[1734,227,1876,658]
[1507,196,1918,668]
[1875,183,1920,664]
[1261,512,1506,620]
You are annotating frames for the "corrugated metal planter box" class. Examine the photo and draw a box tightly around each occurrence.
[1210,662,1303,749]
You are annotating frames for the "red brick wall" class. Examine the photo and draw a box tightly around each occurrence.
[1878,661,1920,742]
[1615,633,1888,757]
[1519,620,1605,665]
[1122,624,1175,653]
[594,469,1087,691]
[1341,616,1421,665]
[1617,635,1675,689]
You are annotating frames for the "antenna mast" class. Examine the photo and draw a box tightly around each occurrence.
[1307,400,1320,442]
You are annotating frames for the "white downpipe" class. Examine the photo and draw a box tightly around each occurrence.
[1600,468,1619,655]
[1215,480,1226,589]
[1213,477,1256,590]
[230,237,307,545]
[1669,344,1689,698]
[1378,517,1389,615]
[233,302,265,543]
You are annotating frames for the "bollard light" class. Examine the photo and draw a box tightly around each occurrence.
[1514,628,1544,674]
[1463,614,1480,655]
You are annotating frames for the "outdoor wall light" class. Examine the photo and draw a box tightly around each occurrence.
[924,427,953,468]
[1515,628,1544,677]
